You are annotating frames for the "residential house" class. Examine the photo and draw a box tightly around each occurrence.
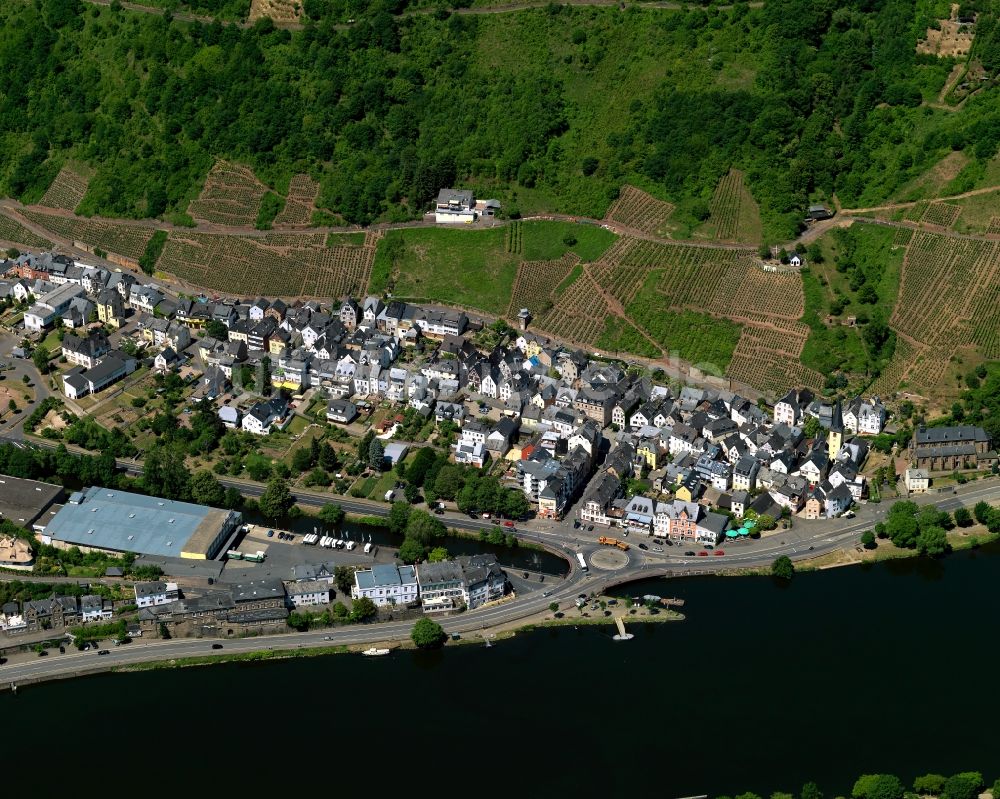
[61,331,110,370]
[326,399,358,424]
[904,468,930,493]
[134,581,180,608]
[242,397,291,435]
[285,580,331,608]
[352,564,419,607]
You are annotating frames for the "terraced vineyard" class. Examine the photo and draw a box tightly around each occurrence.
[21,210,154,260]
[891,231,1000,349]
[506,252,580,318]
[158,230,377,298]
[920,202,962,228]
[604,185,675,236]
[188,161,268,226]
[273,174,319,227]
[717,266,805,321]
[534,270,615,347]
[0,212,53,249]
[701,169,763,244]
[868,337,919,397]
[38,165,90,211]
[988,216,1000,235]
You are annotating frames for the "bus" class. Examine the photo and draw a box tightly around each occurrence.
[576,552,588,571]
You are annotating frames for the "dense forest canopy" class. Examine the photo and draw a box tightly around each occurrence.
[2,0,1000,236]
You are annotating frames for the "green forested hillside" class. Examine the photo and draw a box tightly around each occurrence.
[3,0,1000,238]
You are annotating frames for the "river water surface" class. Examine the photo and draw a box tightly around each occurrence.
[4,544,999,795]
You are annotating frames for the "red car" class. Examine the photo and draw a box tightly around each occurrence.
[698,551,708,557]
[714,550,725,556]
[503,521,515,528]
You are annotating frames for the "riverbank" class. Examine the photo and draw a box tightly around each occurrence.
[797,526,999,570]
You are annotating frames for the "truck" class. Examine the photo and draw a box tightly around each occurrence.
[598,536,630,552]
[363,542,373,555]
[576,552,588,571]
[226,550,243,560]
[243,551,266,563]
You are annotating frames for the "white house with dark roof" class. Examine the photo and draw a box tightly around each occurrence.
[242,397,290,435]
[434,188,476,223]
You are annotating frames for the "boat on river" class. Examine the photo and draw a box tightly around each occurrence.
[361,647,390,657]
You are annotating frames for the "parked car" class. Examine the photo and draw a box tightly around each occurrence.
[587,525,594,532]
[503,521,515,528]
[638,543,648,550]
[97,649,110,655]
[684,551,695,556]
[653,547,663,553]
[434,508,445,515]
[714,550,725,556]
[697,551,708,556]
[266,530,274,538]
[211,643,224,650]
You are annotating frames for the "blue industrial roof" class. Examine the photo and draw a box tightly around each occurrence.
[45,486,218,557]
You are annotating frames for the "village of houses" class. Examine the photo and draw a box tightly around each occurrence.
[1,246,997,642]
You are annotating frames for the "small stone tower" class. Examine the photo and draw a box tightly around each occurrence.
[518,308,531,331]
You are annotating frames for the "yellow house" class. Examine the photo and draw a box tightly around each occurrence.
[637,441,658,470]
[675,484,693,503]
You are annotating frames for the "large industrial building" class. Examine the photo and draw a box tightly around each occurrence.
[40,486,241,560]
[0,474,66,529]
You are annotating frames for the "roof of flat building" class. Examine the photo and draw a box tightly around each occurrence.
[0,474,65,527]
[44,486,236,559]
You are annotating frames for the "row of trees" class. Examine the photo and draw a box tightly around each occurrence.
[721,771,997,799]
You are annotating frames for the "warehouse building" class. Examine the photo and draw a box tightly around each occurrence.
[40,486,241,560]
[0,474,66,529]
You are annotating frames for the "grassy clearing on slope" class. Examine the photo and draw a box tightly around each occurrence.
[520,220,617,261]
[373,226,518,314]
[371,221,616,314]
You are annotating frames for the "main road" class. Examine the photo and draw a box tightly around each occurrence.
[2,430,999,686]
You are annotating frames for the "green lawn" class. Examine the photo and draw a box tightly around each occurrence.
[326,232,366,247]
[371,221,616,315]
[373,226,519,315]
[519,221,617,262]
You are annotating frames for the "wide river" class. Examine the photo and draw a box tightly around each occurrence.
[4,544,999,795]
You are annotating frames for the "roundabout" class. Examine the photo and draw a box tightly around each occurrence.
[588,547,630,571]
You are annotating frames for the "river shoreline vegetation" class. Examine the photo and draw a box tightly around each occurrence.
[3,0,1000,240]
[724,773,998,799]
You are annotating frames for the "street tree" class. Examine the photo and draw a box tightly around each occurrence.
[32,344,51,374]
[973,501,992,525]
[349,596,377,622]
[912,775,945,795]
[318,503,345,526]
[411,617,447,649]
[406,509,446,547]
[771,555,794,580]
[404,483,421,504]
[190,470,225,507]
[952,507,972,527]
[942,774,984,799]
[387,501,412,535]
[860,530,876,549]
[259,476,295,519]
[916,525,949,556]
[852,774,904,799]
[398,537,425,564]
[549,601,559,613]
[503,489,531,520]
[334,565,356,595]
[428,546,449,562]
